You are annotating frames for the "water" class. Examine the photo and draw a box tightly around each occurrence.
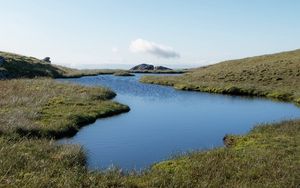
[58,74,300,170]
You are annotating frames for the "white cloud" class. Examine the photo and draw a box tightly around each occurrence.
[129,38,180,58]
[112,47,119,53]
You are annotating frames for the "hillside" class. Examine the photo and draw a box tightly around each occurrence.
[141,49,300,104]
[0,51,119,79]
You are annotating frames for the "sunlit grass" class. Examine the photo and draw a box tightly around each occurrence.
[141,49,300,104]
[0,79,129,138]
[1,119,299,187]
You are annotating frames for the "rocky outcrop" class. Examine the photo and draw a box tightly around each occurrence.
[223,135,238,147]
[130,64,154,71]
[130,64,172,71]
[154,66,172,71]
[42,57,51,63]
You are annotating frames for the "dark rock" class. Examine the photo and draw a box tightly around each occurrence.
[154,66,172,71]
[42,57,51,63]
[130,64,154,71]
[0,56,5,66]
[223,135,236,147]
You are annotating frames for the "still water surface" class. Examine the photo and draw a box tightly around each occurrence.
[58,74,300,170]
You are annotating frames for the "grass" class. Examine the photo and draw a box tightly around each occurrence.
[0,136,130,187]
[113,71,135,77]
[0,51,123,79]
[0,79,129,138]
[0,78,132,187]
[141,49,300,104]
[1,119,299,187]
[133,120,300,187]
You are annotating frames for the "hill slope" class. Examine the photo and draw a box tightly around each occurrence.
[141,49,300,104]
[0,51,118,79]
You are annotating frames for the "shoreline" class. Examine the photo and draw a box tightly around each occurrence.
[140,76,300,106]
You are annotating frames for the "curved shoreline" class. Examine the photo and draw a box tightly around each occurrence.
[140,76,300,106]
[1,77,299,187]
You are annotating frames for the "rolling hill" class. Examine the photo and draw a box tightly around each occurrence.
[141,49,300,104]
[0,51,118,79]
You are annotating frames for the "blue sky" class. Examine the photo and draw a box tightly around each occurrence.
[1,0,299,68]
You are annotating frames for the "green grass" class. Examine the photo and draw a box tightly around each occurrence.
[141,49,300,104]
[0,79,129,138]
[0,51,123,79]
[0,136,131,187]
[132,120,300,187]
[1,119,299,187]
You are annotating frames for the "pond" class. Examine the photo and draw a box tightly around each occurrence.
[58,74,300,170]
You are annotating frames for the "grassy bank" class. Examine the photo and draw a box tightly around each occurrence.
[0,79,129,138]
[136,120,300,187]
[1,119,299,187]
[0,135,130,187]
[141,49,300,104]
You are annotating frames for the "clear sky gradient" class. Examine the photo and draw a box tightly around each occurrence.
[1,0,299,68]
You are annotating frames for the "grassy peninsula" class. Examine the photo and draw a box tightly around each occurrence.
[0,79,129,138]
[141,49,300,104]
[0,50,299,187]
